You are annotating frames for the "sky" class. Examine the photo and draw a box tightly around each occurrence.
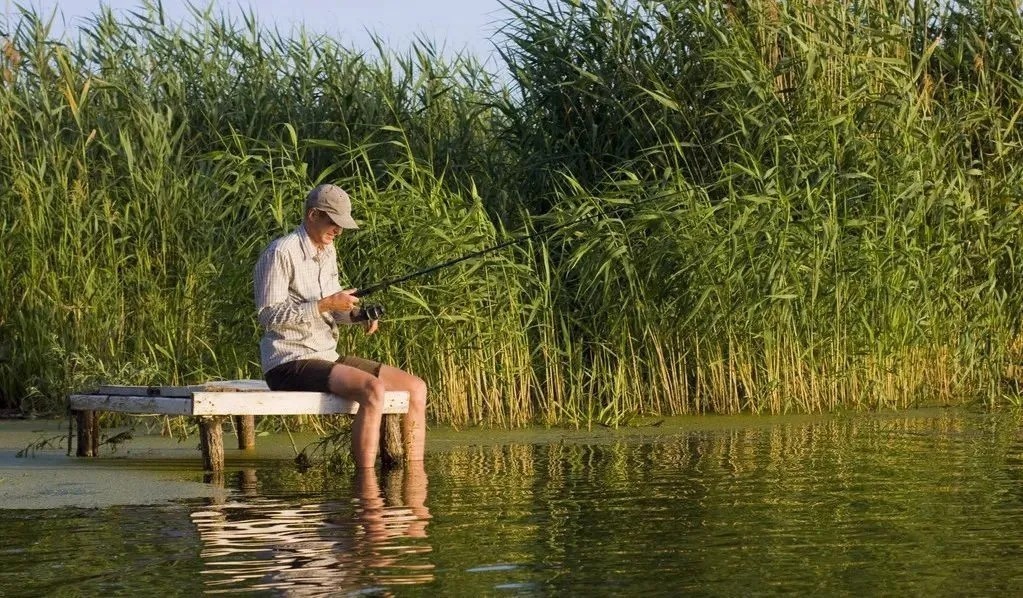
[5,0,519,65]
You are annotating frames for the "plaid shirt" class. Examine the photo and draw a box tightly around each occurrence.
[253,225,353,373]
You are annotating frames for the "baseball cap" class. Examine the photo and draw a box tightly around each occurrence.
[305,184,359,229]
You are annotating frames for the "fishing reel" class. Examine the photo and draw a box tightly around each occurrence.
[351,304,385,322]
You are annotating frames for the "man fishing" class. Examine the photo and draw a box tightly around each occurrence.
[253,184,427,468]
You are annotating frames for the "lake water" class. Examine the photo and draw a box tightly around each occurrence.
[2,408,1023,596]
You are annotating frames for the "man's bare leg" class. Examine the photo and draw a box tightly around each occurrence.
[328,364,386,468]
[377,365,427,461]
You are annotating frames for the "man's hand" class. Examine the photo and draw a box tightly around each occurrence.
[363,319,379,335]
[319,288,359,313]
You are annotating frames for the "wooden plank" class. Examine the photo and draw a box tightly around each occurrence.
[191,390,409,416]
[69,394,194,415]
[95,380,268,398]
[96,385,200,397]
[73,387,410,417]
[199,380,270,392]
[97,380,265,396]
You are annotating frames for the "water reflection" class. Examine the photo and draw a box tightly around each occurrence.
[423,412,1023,595]
[191,464,433,595]
[4,410,1023,596]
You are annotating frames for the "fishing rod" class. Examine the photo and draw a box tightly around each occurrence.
[351,189,683,311]
[353,212,588,298]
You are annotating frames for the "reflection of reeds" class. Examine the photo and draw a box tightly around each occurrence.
[433,410,988,493]
[3,2,1023,422]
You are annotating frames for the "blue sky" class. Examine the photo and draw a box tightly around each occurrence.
[7,1,518,64]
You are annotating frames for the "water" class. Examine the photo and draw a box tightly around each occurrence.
[2,408,1023,596]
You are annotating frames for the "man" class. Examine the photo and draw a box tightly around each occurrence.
[253,184,427,468]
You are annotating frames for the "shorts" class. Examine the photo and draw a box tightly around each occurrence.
[264,356,382,392]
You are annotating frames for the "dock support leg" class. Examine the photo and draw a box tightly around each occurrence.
[234,415,256,450]
[91,414,100,456]
[75,410,95,457]
[199,416,226,477]
[380,413,405,469]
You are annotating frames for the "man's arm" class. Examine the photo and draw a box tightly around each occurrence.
[254,248,323,328]
[319,255,361,325]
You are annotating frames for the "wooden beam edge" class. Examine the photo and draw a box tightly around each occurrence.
[69,394,194,415]
[190,390,410,416]
[70,390,410,417]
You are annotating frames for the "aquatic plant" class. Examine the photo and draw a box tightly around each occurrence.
[1,0,1022,425]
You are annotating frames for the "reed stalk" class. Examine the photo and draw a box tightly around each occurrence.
[2,1,1022,424]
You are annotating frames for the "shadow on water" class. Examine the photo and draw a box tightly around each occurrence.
[192,464,434,595]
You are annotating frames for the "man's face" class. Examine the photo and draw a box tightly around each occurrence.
[307,209,342,248]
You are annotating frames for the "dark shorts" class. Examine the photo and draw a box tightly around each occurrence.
[265,356,382,392]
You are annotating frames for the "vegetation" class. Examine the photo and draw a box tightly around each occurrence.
[2,0,1022,425]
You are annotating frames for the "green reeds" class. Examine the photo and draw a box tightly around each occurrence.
[2,1,1022,424]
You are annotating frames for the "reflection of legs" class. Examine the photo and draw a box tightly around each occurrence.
[353,468,388,544]
[373,463,430,539]
[328,364,386,468]
[377,365,428,462]
[403,461,430,538]
[354,468,383,505]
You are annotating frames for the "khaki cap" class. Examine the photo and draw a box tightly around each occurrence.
[305,184,359,229]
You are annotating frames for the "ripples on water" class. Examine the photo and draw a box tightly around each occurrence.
[192,468,433,595]
[2,409,1023,596]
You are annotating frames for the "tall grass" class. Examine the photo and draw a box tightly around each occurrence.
[499,0,1023,420]
[2,0,1022,425]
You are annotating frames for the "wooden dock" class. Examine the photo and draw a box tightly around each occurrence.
[69,380,409,476]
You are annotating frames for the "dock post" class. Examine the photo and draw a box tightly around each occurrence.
[379,413,405,468]
[234,415,256,450]
[90,414,100,456]
[199,416,226,476]
[75,410,95,457]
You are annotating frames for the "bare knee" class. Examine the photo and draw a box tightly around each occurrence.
[409,376,427,412]
[327,365,386,412]
[361,377,387,412]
